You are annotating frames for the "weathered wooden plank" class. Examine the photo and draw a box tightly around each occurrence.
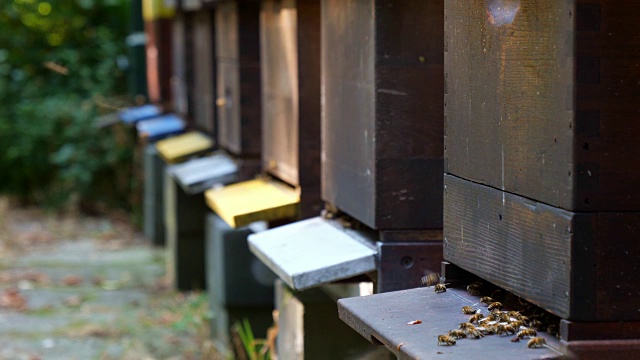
[260,0,321,190]
[321,0,444,230]
[215,0,261,156]
[444,0,640,212]
[338,287,562,359]
[205,178,299,228]
[168,152,238,194]
[247,217,378,290]
[171,12,189,118]
[136,114,186,142]
[376,242,443,293]
[443,174,640,321]
[192,10,216,134]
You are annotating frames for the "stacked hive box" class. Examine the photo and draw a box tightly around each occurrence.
[444,0,640,356]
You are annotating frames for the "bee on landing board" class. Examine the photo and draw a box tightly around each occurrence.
[448,330,467,339]
[434,284,447,293]
[468,313,484,324]
[497,324,517,336]
[461,305,477,315]
[479,296,494,305]
[437,334,456,346]
[466,282,482,296]
[527,337,547,348]
[487,301,503,312]
[517,329,538,339]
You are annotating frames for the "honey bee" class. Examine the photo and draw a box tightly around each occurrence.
[527,337,547,348]
[517,329,538,339]
[459,322,476,331]
[487,302,503,312]
[467,327,485,339]
[448,330,467,339]
[528,319,542,330]
[421,272,439,287]
[491,289,505,300]
[468,313,484,324]
[497,324,517,336]
[477,325,495,336]
[434,284,447,293]
[510,320,524,329]
[507,311,522,318]
[497,312,511,323]
[466,282,482,296]
[479,296,494,305]
[437,334,456,346]
[461,305,477,315]
[547,324,559,336]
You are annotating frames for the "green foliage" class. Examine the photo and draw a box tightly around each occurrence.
[0,0,136,210]
[233,319,272,360]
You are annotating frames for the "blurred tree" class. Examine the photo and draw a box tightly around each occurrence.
[0,0,137,211]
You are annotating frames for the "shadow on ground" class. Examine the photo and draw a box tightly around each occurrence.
[0,198,222,360]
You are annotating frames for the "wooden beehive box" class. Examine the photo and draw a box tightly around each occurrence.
[171,9,190,119]
[261,0,321,218]
[215,0,262,157]
[143,0,174,105]
[321,0,444,231]
[444,0,640,321]
[191,9,217,134]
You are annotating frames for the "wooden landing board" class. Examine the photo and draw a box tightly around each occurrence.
[167,153,238,195]
[248,217,377,291]
[338,287,562,359]
[118,104,162,124]
[204,178,299,228]
[155,131,214,164]
[135,114,185,142]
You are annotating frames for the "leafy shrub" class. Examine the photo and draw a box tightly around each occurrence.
[0,0,137,211]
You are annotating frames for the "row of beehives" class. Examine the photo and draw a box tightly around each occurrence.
[129,0,640,358]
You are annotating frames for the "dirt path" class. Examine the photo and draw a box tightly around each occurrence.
[0,199,220,360]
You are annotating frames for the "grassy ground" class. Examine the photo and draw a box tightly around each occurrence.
[0,197,223,360]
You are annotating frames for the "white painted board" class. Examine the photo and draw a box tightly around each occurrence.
[248,217,378,290]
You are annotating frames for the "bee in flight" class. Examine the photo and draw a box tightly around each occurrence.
[437,334,456,346]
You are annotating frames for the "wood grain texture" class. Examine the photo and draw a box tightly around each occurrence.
[444,175,640,321]
[338,287,562,359]
[171,12,189,118]
[376,242,443,293]
[445,0,640,212]
[321,0,444,230]
[260,0,321,190]
[145,19,174,105]
[192,10,216,135]
[215,0,261,156]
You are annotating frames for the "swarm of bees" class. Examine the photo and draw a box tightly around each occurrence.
[433,280,559,352]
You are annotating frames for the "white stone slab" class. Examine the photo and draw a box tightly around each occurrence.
[248,217,378,291]
[168,153,238,194]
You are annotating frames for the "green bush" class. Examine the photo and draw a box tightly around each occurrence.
[0,0,137,210]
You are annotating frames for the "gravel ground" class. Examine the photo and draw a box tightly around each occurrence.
[0,198,222,360]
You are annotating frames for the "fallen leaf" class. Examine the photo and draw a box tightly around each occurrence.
[63,295,84,307]
[0,287,27,311]
[407,320,422,325]
[62,275,83,286]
